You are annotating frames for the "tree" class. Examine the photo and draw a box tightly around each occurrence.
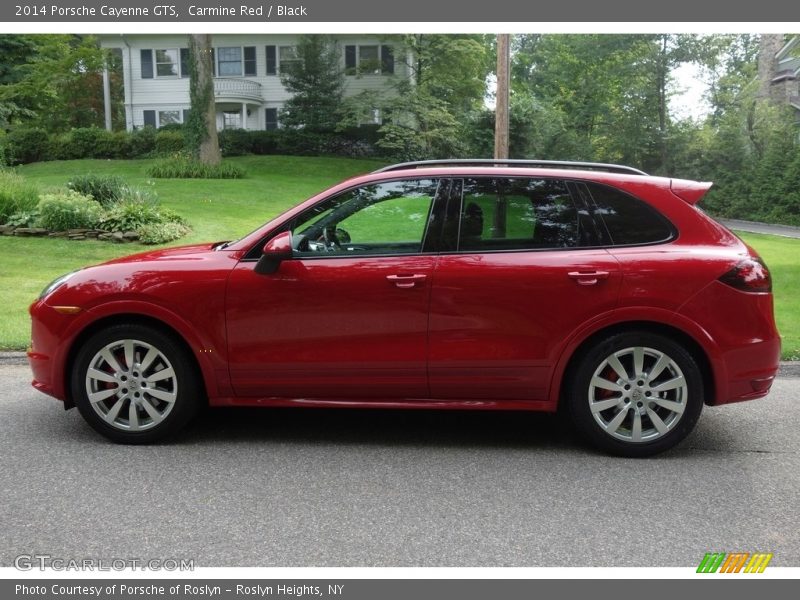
[279,35,345,132]
[186,34,220,166]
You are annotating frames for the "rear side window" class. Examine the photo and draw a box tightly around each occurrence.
[458,178,580,251]
[586,182,674,245]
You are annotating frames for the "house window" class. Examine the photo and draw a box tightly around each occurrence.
[217,47,242,76]
[158,110,182,127]
[216,46,257,77]
[155,49,179,77]
[265,108,279,130]
[344,45,395,75]
[223,111,242,129]
[279,46,299,73]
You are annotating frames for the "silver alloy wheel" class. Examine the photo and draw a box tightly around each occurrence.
[84,339,178,431]
[587,346,688,443]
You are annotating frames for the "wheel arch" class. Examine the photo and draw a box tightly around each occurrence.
[552,319,717,410]
[63,313,210,410]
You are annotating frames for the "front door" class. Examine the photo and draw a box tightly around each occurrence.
[226,178,444,399]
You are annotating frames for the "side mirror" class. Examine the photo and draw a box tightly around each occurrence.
[254,231,293,275]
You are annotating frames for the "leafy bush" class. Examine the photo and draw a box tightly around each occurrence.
[37,190,103,231]
[128,127,157,157]
[137,221,191,244]
[154,131,186,156]
[52,128,119,160]
[100,201,165,232]
[146,154,246,179]
[5,209,40,228]
[4,127,50,165]
[248,131,281,154]
[0,170,40,223]
[66,174,127,207]
[218,129,254,156]
[117,183,159,206]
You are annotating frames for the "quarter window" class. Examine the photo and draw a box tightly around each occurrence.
[292,179,439,257]
[457,178,580,251]
[585,182,674,245]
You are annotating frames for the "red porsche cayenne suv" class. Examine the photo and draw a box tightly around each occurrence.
[28,160,780,456]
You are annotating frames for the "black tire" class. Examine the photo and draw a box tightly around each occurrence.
[71,324,200,444]
[566,331,704,457]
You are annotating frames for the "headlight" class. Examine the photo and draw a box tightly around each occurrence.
[39,270,80,300]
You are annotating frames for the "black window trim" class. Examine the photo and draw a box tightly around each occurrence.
[437,176,611,256]
[241,176,450,262]
[582,181,678,248]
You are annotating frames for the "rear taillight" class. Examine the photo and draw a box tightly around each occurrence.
[718,257,772,293]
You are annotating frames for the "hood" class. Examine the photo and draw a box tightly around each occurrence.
[100,242,224,266]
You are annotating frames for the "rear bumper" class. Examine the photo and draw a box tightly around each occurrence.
[678,281,781,406]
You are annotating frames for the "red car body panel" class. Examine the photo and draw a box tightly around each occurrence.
[28,167,781,415]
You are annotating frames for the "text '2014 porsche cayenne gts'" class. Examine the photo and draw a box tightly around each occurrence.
[28,160,781,456]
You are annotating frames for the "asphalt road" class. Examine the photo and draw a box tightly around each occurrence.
[1,363,798,568]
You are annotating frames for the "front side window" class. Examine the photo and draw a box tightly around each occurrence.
[457,178,579,251]
[292,179,439,257]
[155,49,179,77]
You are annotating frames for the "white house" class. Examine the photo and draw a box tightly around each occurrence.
[97,34,410,131]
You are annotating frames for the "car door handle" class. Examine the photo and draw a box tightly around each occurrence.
[567,271,609,286]
[386,274,427,288]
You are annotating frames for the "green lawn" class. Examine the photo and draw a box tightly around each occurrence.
[1,156,798,360]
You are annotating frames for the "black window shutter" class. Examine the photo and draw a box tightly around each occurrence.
[266,46,276,75]
[179,48,190,78]
[182,109,191,123]
[143,110,156,128]
[345,45,356,71]
[141,49,153,79]
[381,45,394,74]
[244,46,257,76]
[211,48,216,76]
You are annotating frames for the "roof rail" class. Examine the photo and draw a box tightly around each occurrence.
[373,159,648,176]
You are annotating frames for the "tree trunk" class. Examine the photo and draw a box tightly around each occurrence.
[189,34,221,165]
[494,33,510,160]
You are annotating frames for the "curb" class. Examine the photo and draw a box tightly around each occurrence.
[2,352,800,377]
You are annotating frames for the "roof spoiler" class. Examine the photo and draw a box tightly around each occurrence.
[671,179,713,205]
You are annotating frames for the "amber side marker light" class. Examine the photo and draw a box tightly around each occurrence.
[52,306,82,315]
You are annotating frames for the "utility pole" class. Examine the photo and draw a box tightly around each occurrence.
[494,33,510,160]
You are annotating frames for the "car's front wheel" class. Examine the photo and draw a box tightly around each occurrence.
[71,324,200,443]
[567,331,704,457]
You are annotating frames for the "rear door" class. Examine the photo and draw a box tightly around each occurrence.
[428,177,622,401]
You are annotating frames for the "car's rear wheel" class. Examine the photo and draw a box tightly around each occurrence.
[71,324,199,444]
[567,331,704,457]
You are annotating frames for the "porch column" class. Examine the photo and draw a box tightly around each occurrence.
[242,102,247,129]
[103,63,112,131]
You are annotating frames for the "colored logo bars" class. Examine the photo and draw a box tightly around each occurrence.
[697,552,773,573]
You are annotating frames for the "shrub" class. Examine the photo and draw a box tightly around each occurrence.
[0,170,40,223]
[5,209,40,228]
[37,190,103,231]
[100,201,164,232]
[128,127,157,158]
[218,128,254,156]
[55,128,119,160]
[4,127,50,165]
[154,130,186,156]
[66,174,127,207]
[248,131,281,155]
[137,221,191,244]
[146,154,246,179]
